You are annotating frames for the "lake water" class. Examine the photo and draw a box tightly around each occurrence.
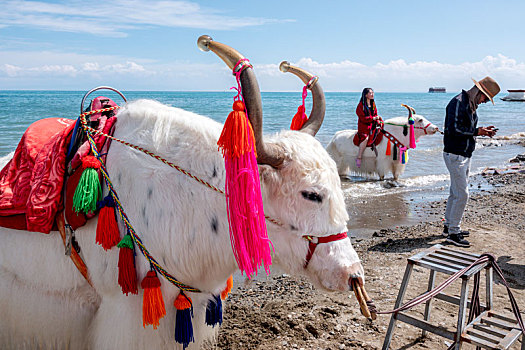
[1,90,524,237]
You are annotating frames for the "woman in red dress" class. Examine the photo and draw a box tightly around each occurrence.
[355,88,381,168]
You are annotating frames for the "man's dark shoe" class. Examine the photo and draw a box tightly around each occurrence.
[446,234,471,248]
[443,225,470,237]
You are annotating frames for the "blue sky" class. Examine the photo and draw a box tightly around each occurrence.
[1,0,524,92]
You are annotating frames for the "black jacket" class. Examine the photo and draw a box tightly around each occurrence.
[443,90,479,158]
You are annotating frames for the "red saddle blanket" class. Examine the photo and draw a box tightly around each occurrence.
[352,127,384,147]
[0,118,75,233]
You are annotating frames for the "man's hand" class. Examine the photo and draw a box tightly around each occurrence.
[478,126,497,137]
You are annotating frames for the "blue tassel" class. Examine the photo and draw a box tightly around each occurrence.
[174,292,194,349]
[402,151,406,164]
[205,295,223,327]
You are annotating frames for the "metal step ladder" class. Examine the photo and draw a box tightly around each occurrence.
[382,244,524,350]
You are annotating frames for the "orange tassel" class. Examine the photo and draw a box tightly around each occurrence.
[96,195,120,250]
[290,105,308,130]
[386,140,392,156]
[141,270,166,329]
[174,292,192,310]
[221,275,234,300]
[217,100,256,158]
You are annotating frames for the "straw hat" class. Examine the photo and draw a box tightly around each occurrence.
[471,76,500,104]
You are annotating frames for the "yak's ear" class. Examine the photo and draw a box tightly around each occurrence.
[258,164,281,186]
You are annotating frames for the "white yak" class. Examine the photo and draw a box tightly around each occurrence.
[326,107,438,180]
[0,36,365,350]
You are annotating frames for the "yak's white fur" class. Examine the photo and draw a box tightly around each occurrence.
[326,115,438,180]
[0,99,363,349]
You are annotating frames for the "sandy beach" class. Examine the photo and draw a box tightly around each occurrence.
[207,158,525,349]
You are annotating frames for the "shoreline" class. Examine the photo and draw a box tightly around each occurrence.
[208,161,525,349]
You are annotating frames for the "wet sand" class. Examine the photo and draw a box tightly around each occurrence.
[343,174,492,239]
[206,163,525,349]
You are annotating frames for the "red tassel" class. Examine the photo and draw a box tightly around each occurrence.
[96,196,120,250]
[117,235,138,295]
[141,270,166,329]
[82,155,102,169]
[221,275,234,300]
[386,140,392,156]
[174,292,192,310]
[217,100,256,158]
[290,105,308,130]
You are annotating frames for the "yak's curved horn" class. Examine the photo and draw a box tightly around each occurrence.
[401,104,416,116]
[198,35,284,168]
[280,61,325,136]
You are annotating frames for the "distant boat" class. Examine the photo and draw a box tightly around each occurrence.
[501,89,525,102]
[428,87,446,93]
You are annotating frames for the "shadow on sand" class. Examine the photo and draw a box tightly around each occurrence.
[495,255,525,290]
[367,234,444,254]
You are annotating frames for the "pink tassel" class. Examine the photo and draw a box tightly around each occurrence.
[218,100,272,278]
[223,151,272,277]
[399,146,407,164]
[409,118,416,149]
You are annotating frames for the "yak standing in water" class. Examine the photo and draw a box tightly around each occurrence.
[327,107,439,180]
[0,36,366,349]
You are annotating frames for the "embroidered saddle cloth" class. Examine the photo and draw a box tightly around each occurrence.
[0,118,75,233]
[0,96,119,234]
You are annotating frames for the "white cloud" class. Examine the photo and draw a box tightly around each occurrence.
[1,52,524,92]
[254,54,525,92]
[0,0,292,37]
[1,64,22,77]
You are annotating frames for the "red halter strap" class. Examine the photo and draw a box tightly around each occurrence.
[303,232,348,268]
[421,122,431,134]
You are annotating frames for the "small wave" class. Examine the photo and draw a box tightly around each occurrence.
[496,131,525,140]
[343,173,449,198]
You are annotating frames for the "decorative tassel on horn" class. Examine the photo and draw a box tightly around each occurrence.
[290,86,309,130]
[117,234,138,295]
[141,269,166,329]
[408,116,416,149]
[216,60,272,278]
[174,291,194,349]
[96,194,120,250]
[73,155,102,214]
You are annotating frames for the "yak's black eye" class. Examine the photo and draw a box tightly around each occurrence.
[301,190,323,203]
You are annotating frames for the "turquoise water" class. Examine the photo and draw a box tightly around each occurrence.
[1,90,524,235]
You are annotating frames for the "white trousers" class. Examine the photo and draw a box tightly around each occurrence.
[443,152,471,234]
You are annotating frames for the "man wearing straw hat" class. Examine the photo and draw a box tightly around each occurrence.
[442,76,500,247]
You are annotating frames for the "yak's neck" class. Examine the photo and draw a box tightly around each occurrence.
[105,101,240,292]
[383,122,421,148]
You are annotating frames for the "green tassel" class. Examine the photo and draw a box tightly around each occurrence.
[73,167,102,213]
[117,234,134,249]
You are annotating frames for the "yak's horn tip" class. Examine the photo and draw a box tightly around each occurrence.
[279,61,290,73]
[197,35,213,52]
